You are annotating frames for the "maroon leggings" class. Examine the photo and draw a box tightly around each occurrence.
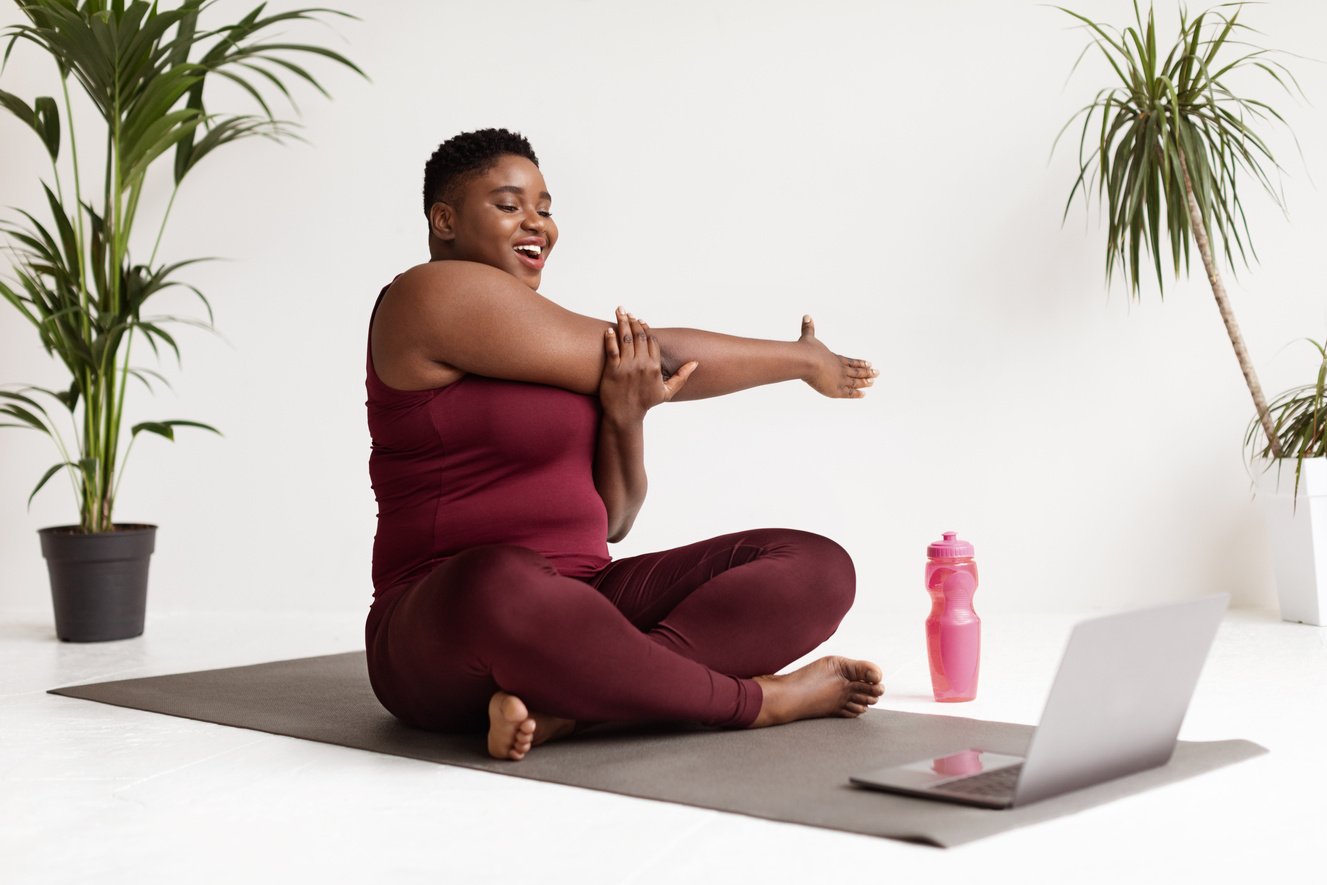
[364,528,856,733]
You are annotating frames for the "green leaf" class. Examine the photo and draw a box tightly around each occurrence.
[0,90,62,161]
[33,95,60,160]
[136,322,182,365]
[130,420,176,442]
[125,367,170,393]
[0,88,37,132]
[131,418,222,442]
[0,401,51,434]
[28,461,69,510]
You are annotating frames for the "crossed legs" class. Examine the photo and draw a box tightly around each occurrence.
[364,528,882,758]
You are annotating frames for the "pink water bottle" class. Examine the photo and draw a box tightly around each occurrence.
[925,531,980,702]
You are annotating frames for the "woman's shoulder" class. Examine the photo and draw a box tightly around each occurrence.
[378,259,507,350]
[391,258,506,294]
[371,263,474,392]
[377,259,602,397]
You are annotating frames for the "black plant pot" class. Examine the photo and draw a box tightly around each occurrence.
[38,523,157,642]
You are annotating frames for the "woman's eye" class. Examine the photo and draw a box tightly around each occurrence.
[498,205,552,217]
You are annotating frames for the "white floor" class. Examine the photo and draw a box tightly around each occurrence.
[2,601,1323,885]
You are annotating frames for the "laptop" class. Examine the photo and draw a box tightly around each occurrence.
[849,593,1229,809]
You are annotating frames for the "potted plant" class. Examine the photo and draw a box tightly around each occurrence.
[1244,337,1327,625]
[1053,2,1311,618]
[0,0,363,641]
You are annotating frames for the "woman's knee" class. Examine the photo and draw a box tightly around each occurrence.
[450,543,555,578]
[430,544,560,620]
[777,529,857,617]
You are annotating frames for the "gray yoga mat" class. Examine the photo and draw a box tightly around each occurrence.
[49,652,1266,847]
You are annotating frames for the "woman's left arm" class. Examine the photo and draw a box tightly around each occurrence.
[594,308,698,543]
[595,411,647,544]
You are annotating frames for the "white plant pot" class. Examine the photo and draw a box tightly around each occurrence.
[1255,458,1327,625]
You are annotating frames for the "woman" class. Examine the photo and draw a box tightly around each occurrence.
[366,128,885,761]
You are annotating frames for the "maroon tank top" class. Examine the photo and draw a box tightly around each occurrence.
[366,280,610,595]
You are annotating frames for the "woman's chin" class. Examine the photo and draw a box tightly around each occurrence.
[510,264,541,288]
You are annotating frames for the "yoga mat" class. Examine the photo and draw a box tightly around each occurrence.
[49,652,1266,848]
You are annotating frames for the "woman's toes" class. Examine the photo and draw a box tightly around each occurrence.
[854,681,885,697]
[855,662,882,683]
[488,692,555,762]
[500,693,528,723]
[840,659,883,685]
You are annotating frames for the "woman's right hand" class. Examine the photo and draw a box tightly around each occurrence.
[798,314,878,398]
[598,307,698,422]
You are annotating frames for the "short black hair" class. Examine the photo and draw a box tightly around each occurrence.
[422,128,540,217]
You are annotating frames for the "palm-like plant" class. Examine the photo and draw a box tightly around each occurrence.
[1055,1,1302,456]
[0,0,364,531]
[1245,336,1327,499]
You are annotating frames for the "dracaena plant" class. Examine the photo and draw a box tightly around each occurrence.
[0,0,363,532]
[1244,336,1327,501]
[1055,1,1304,457]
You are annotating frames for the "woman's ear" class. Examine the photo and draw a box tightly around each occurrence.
[429,202,455,241]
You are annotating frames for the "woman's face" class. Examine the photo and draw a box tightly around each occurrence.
[430,154,557,289]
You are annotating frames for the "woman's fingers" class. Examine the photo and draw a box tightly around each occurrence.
[640,321,661,364]
[615,306,635,359]
[663,359,699,401]
[603,327,620,366]
[627,312,647,360]
[619,309,656,367]
[841,355,879,396]
[615,308,666,376]
[842,369,874,397]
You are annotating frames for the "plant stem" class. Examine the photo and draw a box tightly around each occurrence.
[1177,150,1283,458]
[82,365,96,531]
[106,326,132,514]
[98,89,125,531]
[61,76,90,345]
[149,186,180,268]
[60,75,95,527]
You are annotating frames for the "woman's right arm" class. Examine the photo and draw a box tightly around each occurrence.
[376,260,608,395]
[377,260,875,400]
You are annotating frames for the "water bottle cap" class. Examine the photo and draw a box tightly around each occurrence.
[928,531,974,558]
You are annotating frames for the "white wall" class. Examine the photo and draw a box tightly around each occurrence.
[2,0,1325,617]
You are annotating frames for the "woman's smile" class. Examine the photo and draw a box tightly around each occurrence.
[509,237,546,272]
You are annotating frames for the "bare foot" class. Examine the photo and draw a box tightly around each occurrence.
[749,656,885,728]
[486,691,577,761]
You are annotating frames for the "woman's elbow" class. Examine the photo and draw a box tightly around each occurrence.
[606,516,637,544]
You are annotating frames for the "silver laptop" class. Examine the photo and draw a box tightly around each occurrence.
[849,594,1229,809]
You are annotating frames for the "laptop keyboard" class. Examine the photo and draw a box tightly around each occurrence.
[934,763,1024,799]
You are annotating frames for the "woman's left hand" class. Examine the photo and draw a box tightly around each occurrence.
[599,306,698,423]
[799,314,879,399]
